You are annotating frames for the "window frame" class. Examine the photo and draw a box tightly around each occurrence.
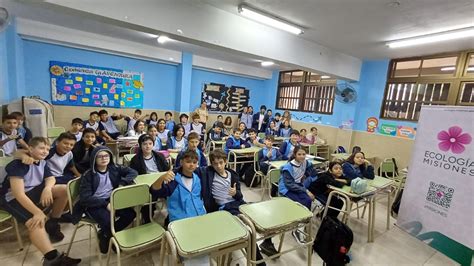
[276,70,336,114]
[380,50,474,122]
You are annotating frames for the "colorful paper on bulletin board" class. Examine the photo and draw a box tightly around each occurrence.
[379,123,397,136]
[397,126,416,139]
[50,61,144,108]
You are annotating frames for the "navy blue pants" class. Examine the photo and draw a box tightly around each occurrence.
[285,190,312,209]
[86,206,135,236]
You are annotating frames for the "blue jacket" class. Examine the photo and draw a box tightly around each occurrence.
[258,147,282,162]
[165,120,175,131]
[224,136,250,154]
[278,161,318,195]
[342,162,375,185]
[279,127,292,138]
[265,127,279,137]
[167,136,188,151]
[175,148,207,168]
[208,129,227,141]
[151,170,206,222]
[279,140,300,160]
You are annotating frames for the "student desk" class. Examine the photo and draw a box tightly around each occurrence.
[122,153,135,166]
[300,143,330,159]
[327,176,394,242]
[133,172,167,188]
[227,147,262,171]
[106,136,139,162]
[161,211,250,266]
[272,137,288,146]
[238,197,314,265]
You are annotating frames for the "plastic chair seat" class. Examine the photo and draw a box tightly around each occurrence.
[0,210,12,222]
[115,222,165,249]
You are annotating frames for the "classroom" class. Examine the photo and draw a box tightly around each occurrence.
[0,0,473,265]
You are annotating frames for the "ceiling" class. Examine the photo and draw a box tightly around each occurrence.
[2,0,473,78]
[199,0,474,59]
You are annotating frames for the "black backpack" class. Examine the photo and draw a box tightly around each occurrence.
[391,189,404,218]
[313,216,353,266]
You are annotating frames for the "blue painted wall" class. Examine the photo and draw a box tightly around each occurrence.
[190,68,274,112]
[21,40,179,110]
[0,26,8,104]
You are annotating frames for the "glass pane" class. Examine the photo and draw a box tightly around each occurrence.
[291,71,304,82]
[307,72,320,82]
[394,60,421,77]
[459,82,474,104]
[466,54,474,75]
[281,72,291,83]
[420,56,458,76]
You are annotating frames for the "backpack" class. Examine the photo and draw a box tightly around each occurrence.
[243,166,260,187]
[391,189,404,218]
[351,177,368,194]
[313,216,353,266]
[335,146,346,154]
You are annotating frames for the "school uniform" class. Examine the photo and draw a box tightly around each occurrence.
[71,131,83,142]
[150,169,206,222]
[124,117,137,133]
[0,159,53,222]
[342,162,375,184]
[18,126,32,144]
[279,127,292,138]
[307,172,345,217]
[196,166,244,215]
[72,140,96,174]
[84,120,104,133]
[100,117,120,139]
[174,149,208,168]
[252,112,269,133]
[0,130,21,156]
[224,136,250,154]
[257,146,282,174]
[157,129,170,149]
[45,147,75,184]
[180,123,191,138]
[165,120,175,131]
[167,136,188,152]
[265,127,279,137]
[207,129,227,141]
[146,119,158,126]
[278,159,318,209]
[279,140,300,160]
[75,146,137,243]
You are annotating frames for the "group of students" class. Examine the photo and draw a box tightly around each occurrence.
[0,106,375,265]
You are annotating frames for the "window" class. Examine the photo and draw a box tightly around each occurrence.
[276,70,336,114]
[381,50,474,121]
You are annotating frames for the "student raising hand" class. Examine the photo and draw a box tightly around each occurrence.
[229,183,237,196]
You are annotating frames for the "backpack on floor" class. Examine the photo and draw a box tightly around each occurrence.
[313,216,353,266]
[391,189,404,218]
[243,166,260,187]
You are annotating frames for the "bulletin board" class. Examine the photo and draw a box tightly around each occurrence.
[201,83,249,113]
[49,61,144,108]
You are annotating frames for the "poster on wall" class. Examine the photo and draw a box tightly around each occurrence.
[396,125,416,139]
[201,83,249,113]
[397,106,473,266]
[50,61,144,108]
[378,123,397,136]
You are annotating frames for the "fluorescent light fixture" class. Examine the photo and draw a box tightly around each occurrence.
[467,67,474,71]
[146,33,159,38]
[440,66,456,71]
[321,75,331,79]
[157,35,170,44]
[261,61,274,67]
[169,57,174,61]
[387,27,474,48]
[238,5,303,35]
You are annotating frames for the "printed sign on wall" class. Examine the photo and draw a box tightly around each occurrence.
[50,61,144,108]
[378,123,397,136]
[201,83,250,113]
[397,106,473,266]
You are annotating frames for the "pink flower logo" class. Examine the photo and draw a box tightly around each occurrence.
[437,126,472,154]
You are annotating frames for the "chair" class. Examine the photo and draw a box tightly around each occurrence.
[258,132,265,139]
[379,158,398,180]
[65,178,102,264]
[249,151,265,189]
[107,184,165,266]
[0,149,5,157]
[122,154,135,167]
[266,168,281,200]
[308,145,317,157]
[47,127,65,142]
[0,210,23,251]
[129,144,139,155]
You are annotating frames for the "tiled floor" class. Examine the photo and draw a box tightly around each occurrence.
[0,185,460,265]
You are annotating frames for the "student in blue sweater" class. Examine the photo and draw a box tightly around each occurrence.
[342,151,375,184]
[174,132,207,168]
[265,120,279,137]
[278,120,292,138]
[279,130,301,160]
[224,128,250,154]
[150,150,206,223]
[258,135,282,175]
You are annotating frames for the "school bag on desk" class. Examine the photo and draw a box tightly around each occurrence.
[313,216,353,266]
